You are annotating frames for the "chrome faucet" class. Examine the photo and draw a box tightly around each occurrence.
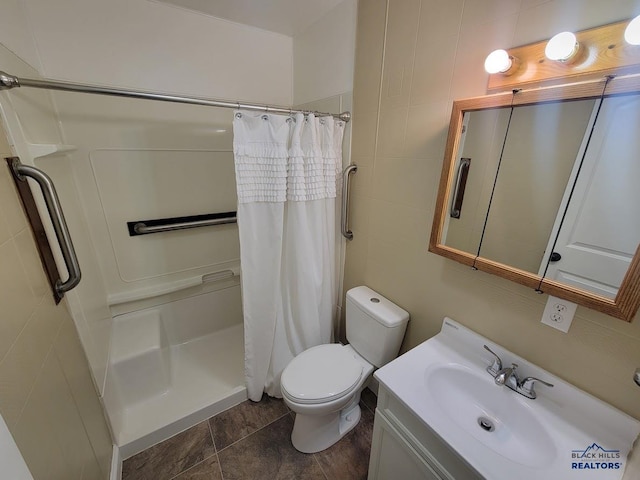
[483,345,553,399]
[494,362,519,389]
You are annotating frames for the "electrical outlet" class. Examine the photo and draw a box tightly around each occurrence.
[541,295,577,332]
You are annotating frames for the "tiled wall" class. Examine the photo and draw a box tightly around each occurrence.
[346,0,640,419]
[0,130,113,478]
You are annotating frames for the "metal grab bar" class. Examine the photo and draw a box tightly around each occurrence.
[341,164,357,240]
[133,216,237,235]
[10,158,81,295]
[450,158,471,218]
[127,211,237,236]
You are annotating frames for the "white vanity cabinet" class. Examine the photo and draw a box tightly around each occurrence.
[367,319,640,480]
[368,386,482,480]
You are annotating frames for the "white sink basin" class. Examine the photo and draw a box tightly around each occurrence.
[375,318,640,480]
[426,364,556,467]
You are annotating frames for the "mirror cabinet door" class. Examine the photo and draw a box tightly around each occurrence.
[442,99,597,274]
[479,99,597,274]
[442,107,510,256]
[431,76,640,321]
[541,93,640,299]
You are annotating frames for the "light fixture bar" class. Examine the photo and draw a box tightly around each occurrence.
[487,19,640,91]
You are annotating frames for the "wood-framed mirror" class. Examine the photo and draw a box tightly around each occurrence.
[429,74,640,322]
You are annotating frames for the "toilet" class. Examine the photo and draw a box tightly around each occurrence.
[280,286,410,453]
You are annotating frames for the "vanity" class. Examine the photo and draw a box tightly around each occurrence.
[368,318,640,480]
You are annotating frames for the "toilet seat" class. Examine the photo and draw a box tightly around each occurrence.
[281,344,363,405]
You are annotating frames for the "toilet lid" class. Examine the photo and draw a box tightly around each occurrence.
[281,344,363,404]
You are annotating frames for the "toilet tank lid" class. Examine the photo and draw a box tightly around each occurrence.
[346,286,410,328]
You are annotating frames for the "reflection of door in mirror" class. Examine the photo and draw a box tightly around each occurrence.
[542,94,640,298]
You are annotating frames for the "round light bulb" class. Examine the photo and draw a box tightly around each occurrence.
[545,31,579,62]
[625,15,640,45]
[484,49,513,74]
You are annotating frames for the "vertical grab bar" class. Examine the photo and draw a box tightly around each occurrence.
[450,158,471,219]
[341,164,357,240]
[10,158,81,296]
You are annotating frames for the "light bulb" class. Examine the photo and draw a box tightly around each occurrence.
[545,32,579,62]
[625,15,640,45]
[484,49,513,74]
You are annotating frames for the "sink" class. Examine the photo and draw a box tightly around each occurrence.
[374,318,640,480]
[425,364,556,467]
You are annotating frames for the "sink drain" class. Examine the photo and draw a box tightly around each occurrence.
[477,417,495,432]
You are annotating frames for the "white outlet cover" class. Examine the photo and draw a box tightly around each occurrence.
[541,295,578,333]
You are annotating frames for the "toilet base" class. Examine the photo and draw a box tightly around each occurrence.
[291,397,362,453]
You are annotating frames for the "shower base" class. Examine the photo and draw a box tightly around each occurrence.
[103,286,246,459]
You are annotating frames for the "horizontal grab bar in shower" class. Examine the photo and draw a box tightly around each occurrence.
[127,211,237,236]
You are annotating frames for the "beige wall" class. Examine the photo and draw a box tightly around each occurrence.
[0,128,112,478]
[346,0,640,419]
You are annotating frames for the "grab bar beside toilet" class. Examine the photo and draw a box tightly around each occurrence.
[341,164,357,240]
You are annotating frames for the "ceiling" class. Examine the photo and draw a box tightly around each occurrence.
[154,0,346,36]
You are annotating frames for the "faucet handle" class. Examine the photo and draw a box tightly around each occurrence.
[483,345,503,375]
[494,363,518,386]
[519,376,554,399]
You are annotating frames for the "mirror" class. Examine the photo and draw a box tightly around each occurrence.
[430,76,640,321]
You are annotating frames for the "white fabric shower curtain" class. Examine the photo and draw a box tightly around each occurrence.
[233,110,345,401]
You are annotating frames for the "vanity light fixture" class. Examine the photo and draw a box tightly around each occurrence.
[625,15,640,45]
[485,19,640,90]
[545,31,579,62]
[484,49,515,74]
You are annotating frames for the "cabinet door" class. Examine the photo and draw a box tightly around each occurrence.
[368,411,443,480]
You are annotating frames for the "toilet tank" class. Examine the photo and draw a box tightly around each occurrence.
[346,286,410,368]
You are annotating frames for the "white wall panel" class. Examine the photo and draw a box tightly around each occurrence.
[23,0,293,105]
[90,149,239,284]
[293,0,357,105]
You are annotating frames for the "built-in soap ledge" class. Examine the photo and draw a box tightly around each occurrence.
[27,143,77,159]
[107,265,241,307]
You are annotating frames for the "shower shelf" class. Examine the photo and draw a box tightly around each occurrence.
[107,265,241,306]
[27,143,77,159]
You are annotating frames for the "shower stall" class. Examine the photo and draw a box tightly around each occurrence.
[0,59,248,458]
[0,45,352,462]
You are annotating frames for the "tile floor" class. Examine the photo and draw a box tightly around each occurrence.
[122,388,378,480]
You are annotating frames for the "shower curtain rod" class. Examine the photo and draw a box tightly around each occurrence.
[0,70,351,122]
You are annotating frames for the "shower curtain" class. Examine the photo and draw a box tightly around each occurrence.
[233,110,345,401]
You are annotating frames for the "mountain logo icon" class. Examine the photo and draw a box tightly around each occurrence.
[572,443,620,458]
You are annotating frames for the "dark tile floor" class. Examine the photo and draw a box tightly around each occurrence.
[122,388,378,480]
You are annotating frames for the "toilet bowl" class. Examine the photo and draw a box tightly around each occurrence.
[281,343,374,453]
[281,286,409,453]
